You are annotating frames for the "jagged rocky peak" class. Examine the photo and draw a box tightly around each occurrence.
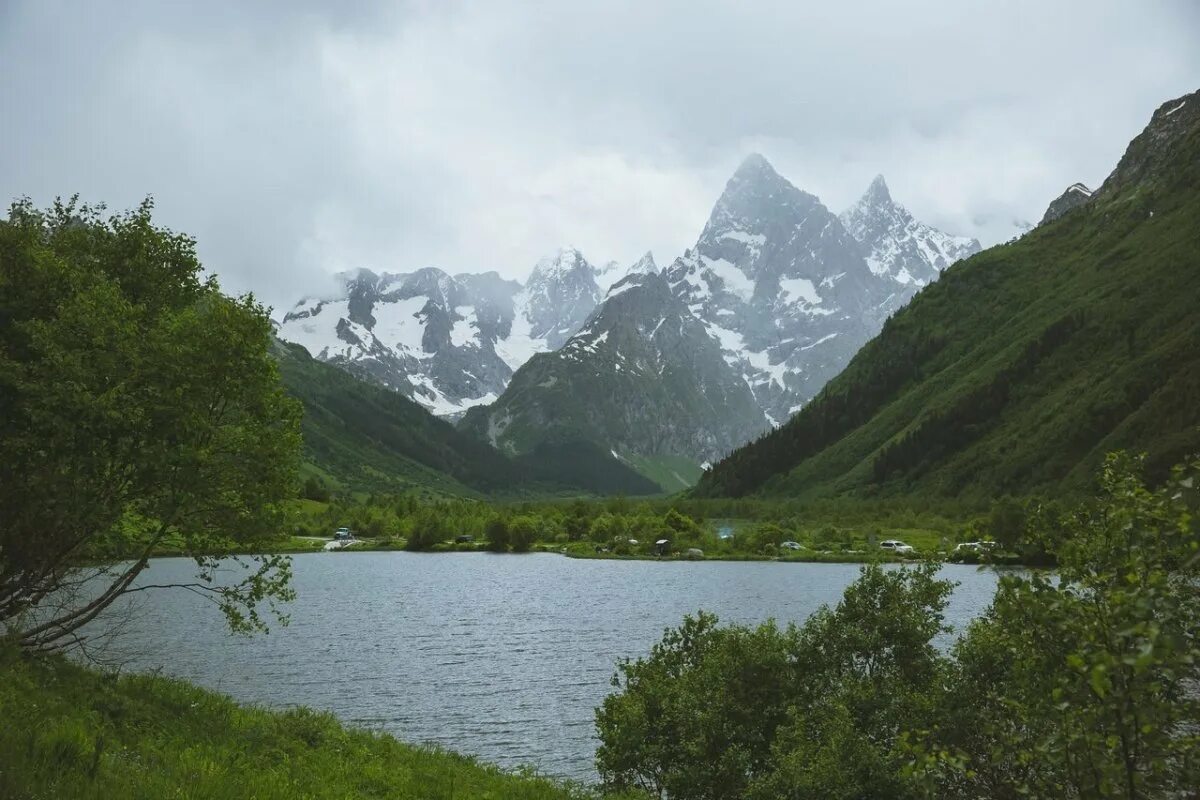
[459,261,769,464]
[1039,182,1095,226]
[662,155,880,428]
[597,251,660,295]
[627,251,658,275]
[862,173,892,204]
[1097,89,1199,198]
[700,153,822,248]
[520,246,603,350]
[840,174,980,288]
[732,151,778,180]
[529,246,591,282]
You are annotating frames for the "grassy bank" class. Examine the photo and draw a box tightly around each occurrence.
[0,650,596,800]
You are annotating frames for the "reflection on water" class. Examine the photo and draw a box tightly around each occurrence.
[91,552,1002,781]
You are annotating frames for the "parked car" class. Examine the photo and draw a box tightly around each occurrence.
[879,539,914,555]
[780,541,805,551]
[955,541,997,554]
[333,527,352,541]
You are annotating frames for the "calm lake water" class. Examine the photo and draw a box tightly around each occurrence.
[93,553,1004,781]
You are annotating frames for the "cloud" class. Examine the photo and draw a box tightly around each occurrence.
[2,0,1197,309]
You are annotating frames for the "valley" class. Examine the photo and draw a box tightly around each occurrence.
[277,156,983,486]
[2,4,1197,793]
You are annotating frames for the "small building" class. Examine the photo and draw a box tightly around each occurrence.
[654,538,671,556]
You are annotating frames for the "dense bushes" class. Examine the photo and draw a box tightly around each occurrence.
[596,564,950,798]
[595,454,1200,798]
[287,489,987,558]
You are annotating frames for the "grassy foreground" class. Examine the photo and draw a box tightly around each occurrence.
[0,650,594,800]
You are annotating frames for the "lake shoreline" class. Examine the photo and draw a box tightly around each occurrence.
[84,553,1007,781]
[149,539,1019,566]
[1,650,588,799]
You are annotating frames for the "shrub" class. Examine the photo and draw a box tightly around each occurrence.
[484,517,510,552]
[596,563,953,799]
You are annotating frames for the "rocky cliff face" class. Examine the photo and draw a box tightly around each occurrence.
[282,155,981,461]
[1039,183,1094,225]
[840,174,981,314]
[1096,90,1199,198]
[461,155,982,466]
[662,154,878,426]
[661,155,979,426]
[459,269,768,463]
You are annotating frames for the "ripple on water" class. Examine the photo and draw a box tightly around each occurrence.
[90,552,1002,782]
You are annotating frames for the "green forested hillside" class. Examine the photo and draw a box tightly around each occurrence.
[275,340,514,495]
[694,90,1200,500]
[275,340,659,497]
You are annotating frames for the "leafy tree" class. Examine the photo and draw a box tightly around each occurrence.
[509,516,537,553]
[752,563,951,799]
[748,522,790,552]
[589,512,622,543]
[302,476,331,502]
[914,453,1200,798]
[663,509,699,536]
[985,496,1025,550]
[595,564,953,799]
[404,508,446,551]
[484,517,510,552]
[0,198,301,649]
[596,612,801,799]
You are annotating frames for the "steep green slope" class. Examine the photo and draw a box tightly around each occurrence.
[275,340,511,495]
[694,90,1200,500]
[622,453,705,492]
[276,340,659,496]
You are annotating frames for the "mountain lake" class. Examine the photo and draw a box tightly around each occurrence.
[87,552,1007,782]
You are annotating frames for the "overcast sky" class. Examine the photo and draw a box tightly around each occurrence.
[2,1,1197,311]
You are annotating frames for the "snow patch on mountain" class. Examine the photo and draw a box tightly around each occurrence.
[278,251,605,418]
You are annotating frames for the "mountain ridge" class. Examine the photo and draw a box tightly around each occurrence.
[460,156,981,476]
[692,88,1200,500]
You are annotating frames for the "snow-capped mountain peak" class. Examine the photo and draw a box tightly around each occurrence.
[522,246,603,349]
[840,175,981,293]
[277,248,608,419]
[628,251,658,276]
[862,173,892,205]
[530,246,589,282]
[699,154,823,255]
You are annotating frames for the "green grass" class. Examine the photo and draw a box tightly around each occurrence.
[0,650,602,800]
[623,454,704,493]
